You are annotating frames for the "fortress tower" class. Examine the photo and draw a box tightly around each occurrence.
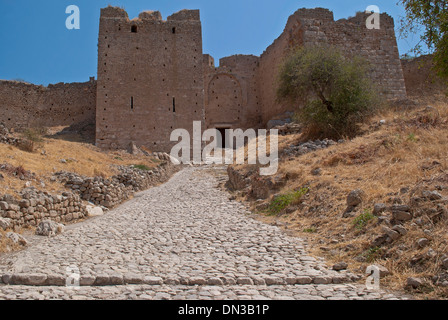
[95,7,205,152]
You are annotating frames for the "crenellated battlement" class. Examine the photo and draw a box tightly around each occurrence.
[100,6,200,23]
[100,6,129,19]
[138,11,163,21]
[290,7,334,22]
[167,9,200,21]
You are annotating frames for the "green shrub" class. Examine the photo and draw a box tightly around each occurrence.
[22,127,47,143]
[267,187,309,215]
[363,246,382,263]
[407,133,417,142]
[303,227,317,233]
[353,209,376,230]
[18,127,47,152]
[132,164,151,171]
[277,45,380,139]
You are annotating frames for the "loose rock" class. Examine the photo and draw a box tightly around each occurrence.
[35,220,65,237]
[86,205,104,217]
[347,189,365,207]
[333,262,348,271]
[6,232,27,246]
[417,238,429,248]
[0,217,11,230]
[406,277,423,289]
[422,190,442,201]
[392,225,408,236]
[373,203,387,216]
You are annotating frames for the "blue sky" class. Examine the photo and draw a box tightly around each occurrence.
[0,0,423,85]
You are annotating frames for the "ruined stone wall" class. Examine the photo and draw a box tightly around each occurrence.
[257,8,407,125]
[0,191,87,228]
[401,55,447,97]
[0,160,179,231]
[204,54,261,133]
[95,7,205,153]
[313,11,406,98]
[0,79,96,130]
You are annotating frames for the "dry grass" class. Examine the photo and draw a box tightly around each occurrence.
[0,230,24,254]
[0,132,158,195]
[236,97,448,299]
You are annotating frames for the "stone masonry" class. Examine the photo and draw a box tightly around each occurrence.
[0,156,178,231]
[257,9,407,123]
[0,79,96,130]
[95,8,205,152]
[0,6,407,152]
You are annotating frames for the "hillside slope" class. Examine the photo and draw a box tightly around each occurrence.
[227,96,448,299]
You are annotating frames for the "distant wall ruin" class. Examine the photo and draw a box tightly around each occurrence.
[0,79,96,130]
[401,55,447,97]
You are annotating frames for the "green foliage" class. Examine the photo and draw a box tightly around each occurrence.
[303,227,317,233]
[353,209,376,230]
[364,246,382,263]
[277,45,379,139]
[407,133,417,142]
[132,164,151,171]
[267,187,309,215]
[22,127,47,143]
[18,127,47,152]
[114,156,123,161]
[399,0,448,79]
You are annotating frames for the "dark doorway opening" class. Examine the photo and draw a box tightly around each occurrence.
[216,128,229,148]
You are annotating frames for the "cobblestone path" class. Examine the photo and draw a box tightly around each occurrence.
[0,167,408,300]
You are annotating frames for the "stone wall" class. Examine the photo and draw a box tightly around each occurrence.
[401,55,447,97]
[0,191,87,229]
[0,159,180,231]
[314,11,406,98]
[0,79,96,130]
[257,8,407,125]
[58,159,179,209]
[204,55,262,135]
[95,7,205,153]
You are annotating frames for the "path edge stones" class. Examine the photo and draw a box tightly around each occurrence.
[0,273,358,287]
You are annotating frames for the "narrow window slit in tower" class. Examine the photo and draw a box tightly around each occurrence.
[172,27,176,34]
[172,97,176,113]
[131,96,134,110]
[131,25,137,33]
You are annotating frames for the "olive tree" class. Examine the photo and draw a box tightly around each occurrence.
[277,45,378,138]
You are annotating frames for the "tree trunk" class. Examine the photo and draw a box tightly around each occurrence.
[318,91,334,113]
